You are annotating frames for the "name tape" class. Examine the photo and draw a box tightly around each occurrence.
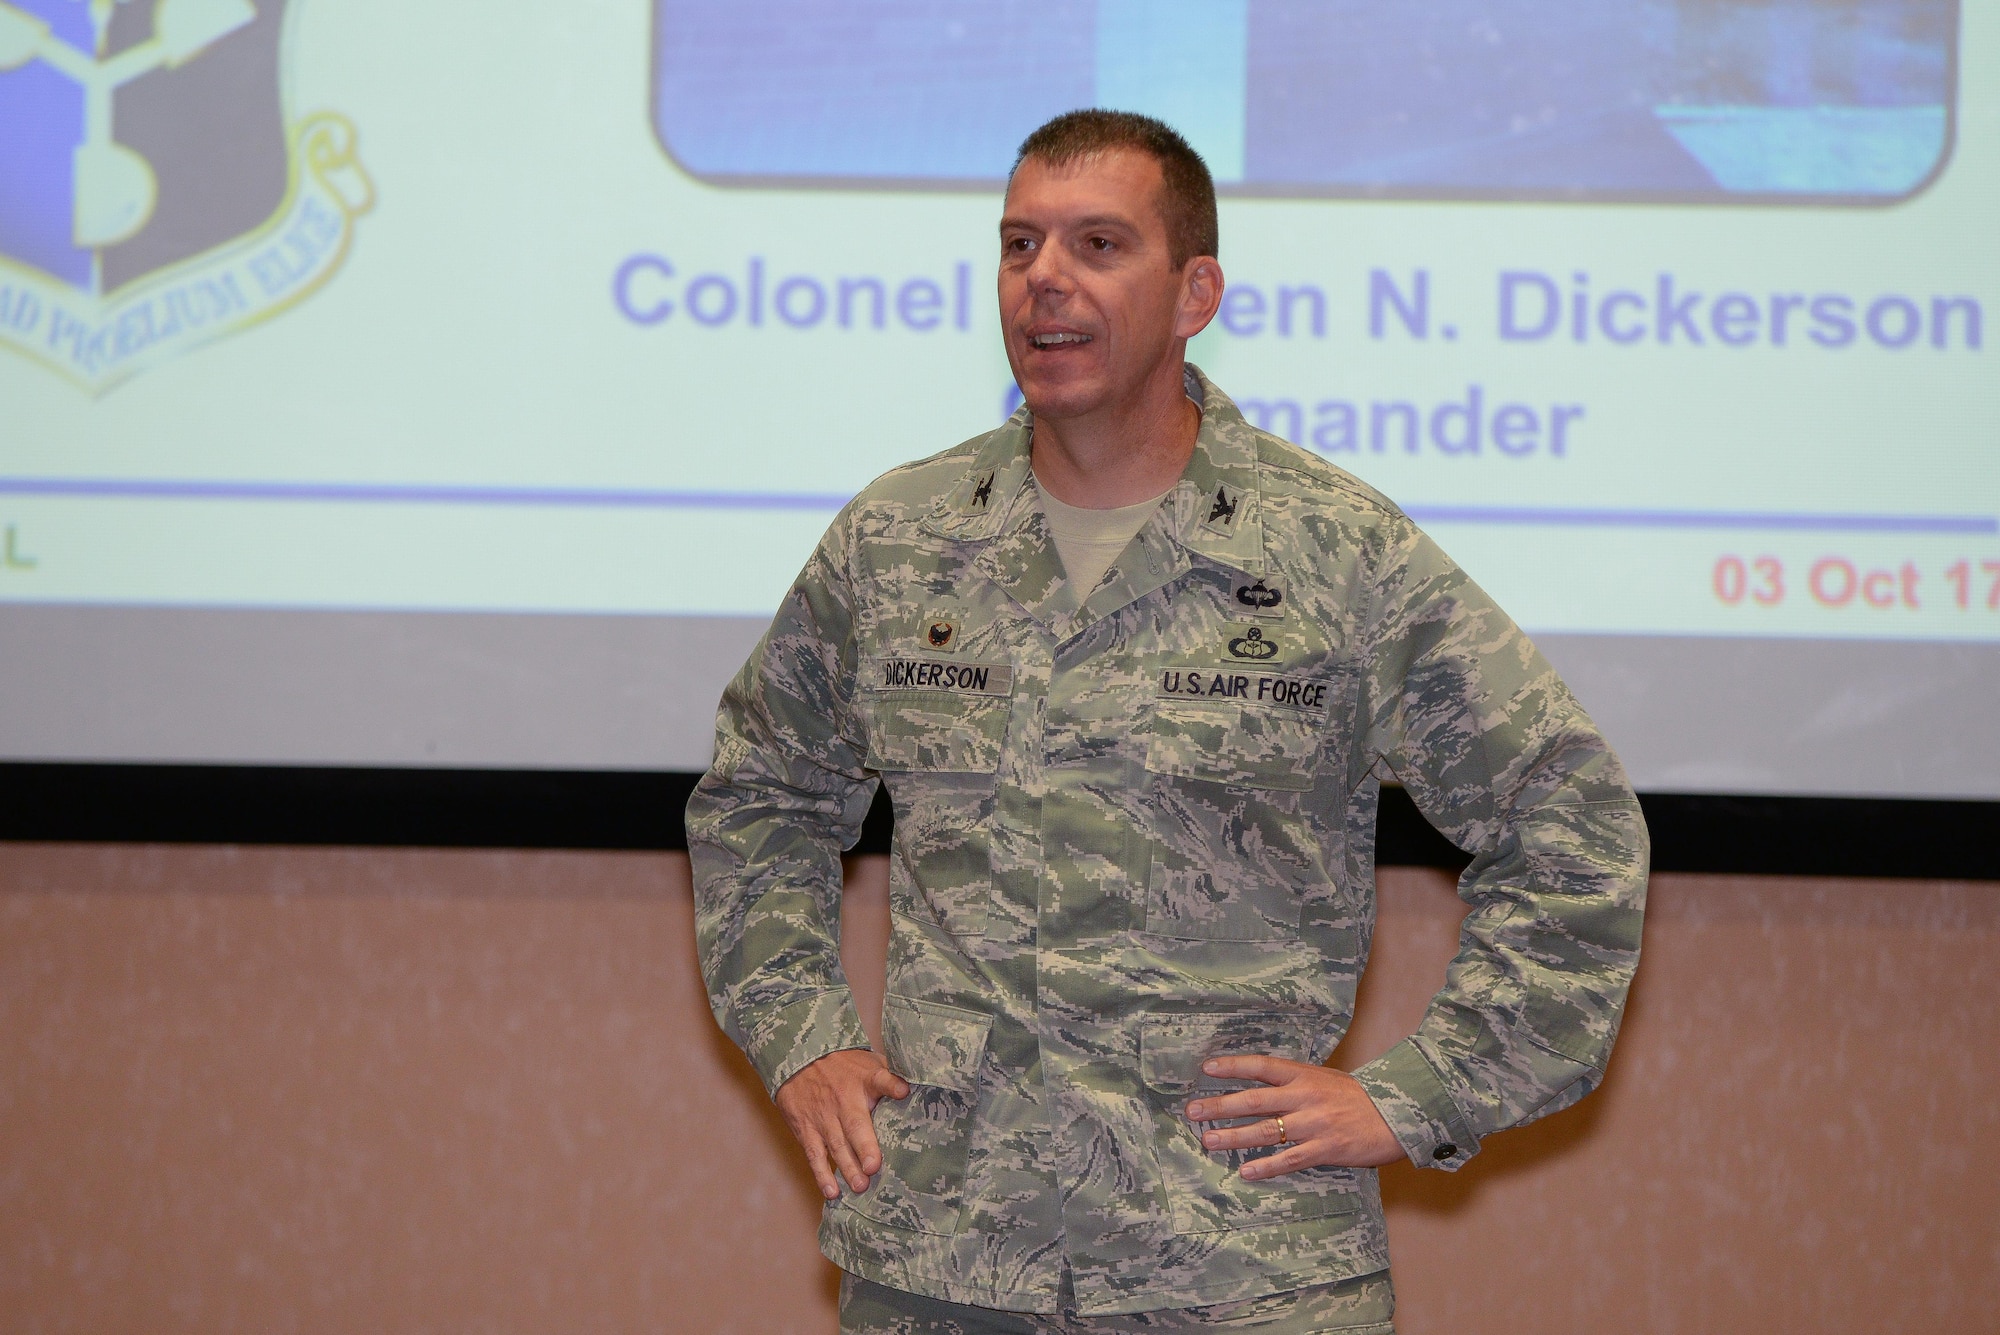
[1157,667,1330,714]
[869,658,1015,696]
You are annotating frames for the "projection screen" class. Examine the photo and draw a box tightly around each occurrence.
[2,0,1995,799]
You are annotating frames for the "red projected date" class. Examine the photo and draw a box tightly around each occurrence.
[1712,555,2000,611]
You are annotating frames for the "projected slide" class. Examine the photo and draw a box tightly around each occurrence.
[0,0,1994,654]
[656,0,1956,201]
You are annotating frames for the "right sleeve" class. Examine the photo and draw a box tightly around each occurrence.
[685,516,880,1097]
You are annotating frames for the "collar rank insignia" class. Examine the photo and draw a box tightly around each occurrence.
[1205,484,1241,530]
[1226,625,1280,661]
[969,471,995,510]
[1231,576,1285,619]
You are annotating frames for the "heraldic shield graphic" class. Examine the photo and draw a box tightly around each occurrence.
[0,0,370,391]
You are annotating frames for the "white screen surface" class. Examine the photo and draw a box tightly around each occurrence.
[2,1,1995,798]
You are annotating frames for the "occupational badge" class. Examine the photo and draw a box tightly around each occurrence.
[1224,624,1281,661]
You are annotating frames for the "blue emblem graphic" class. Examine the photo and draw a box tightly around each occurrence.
[0,0,370,389]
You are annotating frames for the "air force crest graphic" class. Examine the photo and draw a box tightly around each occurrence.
[0,0,370,391]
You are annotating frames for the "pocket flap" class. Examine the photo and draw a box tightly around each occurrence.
[882,996,992,1093]
[1141,1012,1314,1094]
[1146,704,1323,791]
[866,694,1010,773]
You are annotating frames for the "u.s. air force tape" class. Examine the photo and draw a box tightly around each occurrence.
[1157,667,1330,714]
[868,658,1015,696]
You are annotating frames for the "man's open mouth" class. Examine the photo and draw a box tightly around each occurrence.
[1029,332,1093,348]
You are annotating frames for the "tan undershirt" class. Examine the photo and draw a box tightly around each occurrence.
[1034,478,1175,597]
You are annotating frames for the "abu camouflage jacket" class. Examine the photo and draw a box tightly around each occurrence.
[688,368,1648,1316]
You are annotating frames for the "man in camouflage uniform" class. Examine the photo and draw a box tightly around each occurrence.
[689,111,1648,1333]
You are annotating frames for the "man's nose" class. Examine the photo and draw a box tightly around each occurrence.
[1023,241,1071,297]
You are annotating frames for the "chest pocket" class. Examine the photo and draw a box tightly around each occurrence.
[864,659,1014,941]
[866,692,1010,773]
[1142,697,1328,941]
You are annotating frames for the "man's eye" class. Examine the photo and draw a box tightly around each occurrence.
[1088,236,1113,252]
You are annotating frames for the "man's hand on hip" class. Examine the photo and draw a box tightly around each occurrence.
[1184,1055,1404,1176]
[774,1048,911,1200]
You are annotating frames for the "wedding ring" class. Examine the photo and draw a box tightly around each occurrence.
[1274,1116,1289,1145]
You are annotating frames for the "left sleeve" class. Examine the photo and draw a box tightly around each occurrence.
[1347,518,1649,1172]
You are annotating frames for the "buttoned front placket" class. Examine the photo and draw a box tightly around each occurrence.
[1028,468,1271,1310]
[1034,516,1189,1309]
[908,375,1281,1313]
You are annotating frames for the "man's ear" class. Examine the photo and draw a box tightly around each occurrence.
[1175,257,1225,340]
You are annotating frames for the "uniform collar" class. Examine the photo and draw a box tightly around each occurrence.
[1166,365,1266,578]
[921,412,1037,544]
[922,367,1263,564]
[919,364,1268,631]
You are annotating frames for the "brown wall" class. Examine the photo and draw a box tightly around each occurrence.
[0,844,1993,1333]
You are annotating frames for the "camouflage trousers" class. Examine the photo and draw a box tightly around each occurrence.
[838,1270,1395,1335]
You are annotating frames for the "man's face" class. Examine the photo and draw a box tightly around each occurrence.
[998,150,1215,422]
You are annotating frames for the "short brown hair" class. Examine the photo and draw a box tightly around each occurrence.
[1011,110,1219,269]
